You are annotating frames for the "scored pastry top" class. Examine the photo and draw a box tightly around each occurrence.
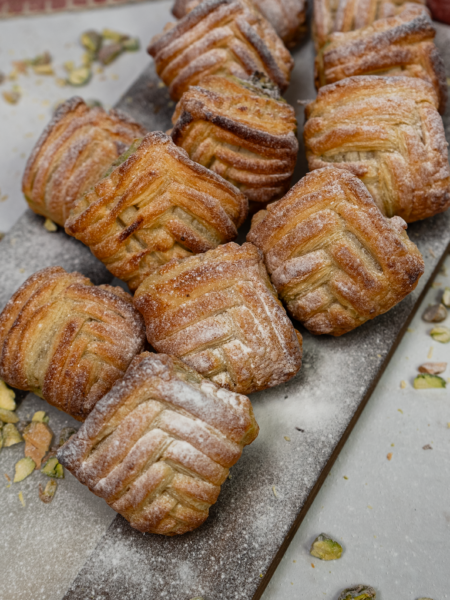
[134,242,303,394]
[0,267,146,420]
[22,97,146,227]
[58,352,259,535]
[315,7,447,113]
[171,74,298,203]
[304,75,450,223]
[148,0,294,100]
[65,131,248,291]
[248,167,425,336]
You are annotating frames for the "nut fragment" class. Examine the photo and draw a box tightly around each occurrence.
[310,534,343,561]
[44,218,57,232]
[102,28,128,43]
[430,326,450,343]
[58,427,77,447]
[442,287,450,308]
[338,585,376,600]
[33,64,54,76]
[14,457,36,482]
[80,30,103,54]
[98,43,124,65]
[422,304,447,323]
[29,51,52,66]
[0,380,16,410]
[423,444,433,450]
[3,423,23,446]
[2,90,20,104]
[122,38,140,52]
[0,408,19,423]
[39,479,57,503]
[32,411,49,423]
[414,374,446,389]
[67,67,92,87]
[41,456,64,478]
[418,362,447,375]
[23,422,53,468]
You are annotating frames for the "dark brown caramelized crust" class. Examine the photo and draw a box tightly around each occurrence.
[148,0,294,101]
[304,76,450,223]
[247,167,424,336]
[313,0,428,49]
[171,74,298,203]
[58,352,259,535]
[65,132,248,291]
[173,0,308,48]
[134,242,303,395]
[22,97,146,226]
[0,267,146,421]
[315,8,447,113]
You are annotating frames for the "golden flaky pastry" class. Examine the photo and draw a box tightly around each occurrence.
[65,132,248,292]
[0,267,146,421]
[171,74,298,203]
[313,0,428,49]
[134,242,303,394]
[22,97,146,227]
[304,76,450,223]
[247,168,424,336]
[172,0,307,48]
[148,0,293,101]
[315,8,447,113]
[58,352,259,535]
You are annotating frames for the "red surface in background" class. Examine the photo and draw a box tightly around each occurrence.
[427,0,450,25]
[0,0,141,17]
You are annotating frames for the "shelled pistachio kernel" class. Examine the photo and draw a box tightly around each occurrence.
[442,287,450,308]
[3,423,22,446]
[32,411,49,423]
[338,585,376,600]
[14,457,36,482]
[414,374,446,389]
[0,380,16,410]
[39,479,57,503]
[310,534,343,560]
[41,457,64,478]
[80,30,102,54]
[430,326,450,343]
[0,408,19,423]
[422,304,447,323]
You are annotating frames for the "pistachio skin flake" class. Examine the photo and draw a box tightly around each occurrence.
[58,427,77,447]
[414,374,446,389]
[422,303,447,323]
[310,534,343,560]
[14,457,36,483]
[0,380,16,411]
[0,408,19,424]
[41,457,64,478]
[23,422,53,469]
[39,479,57,503]
[430,326,450,343]
[338,585,376,600]
[80,30,103,54]
[418,362,447,375]
[98,43,124,65]
[3,423,23,447]
[442,287,450,308]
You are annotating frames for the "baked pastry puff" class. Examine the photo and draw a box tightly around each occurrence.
[0,267,146,421]
[172,0,308,48]
[171,74,298,203]
[134,242,303,395]
[315,8,447,113]
[148,0,293,101]
[304,76,450,223]
[22,97,146,226]
[58,352,259,536]
[65,132,248,292]
[247,167,425,336]
[313,0,428,50]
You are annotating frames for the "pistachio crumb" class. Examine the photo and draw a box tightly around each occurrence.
[18,491,25,507]
[386,453,392,461]
[400,380,407,389]
[398,408,403,414]
[427,347,434,359]
[44,218,57,232]
[310,534,343,561]
[343,476,348,480]
[284,436,291,442]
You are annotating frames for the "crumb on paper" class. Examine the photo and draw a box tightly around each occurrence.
[428,347,434,359]
[311,563,315,568]
[284,436,291,442]
[368,505,373,509]
[423,444,432,450]
[343,476,348,480]
[387,453,392,461]
[407,327,414,333]
[400,380,407,389]
[18,491,25,507]
[272,486,279,498]
[44,218,57,232]
[428,247,436,258]
[432,282,442,288]
[391,443,394,447]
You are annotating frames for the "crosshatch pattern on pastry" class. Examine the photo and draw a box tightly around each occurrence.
[58,352,259,535]
[304,75,450,223]
[248,167,424,336]
[0,267,146,421]
[65,132,248,292]
[22,97,146,227]
[134,242,303,395]
[148,0,294,101]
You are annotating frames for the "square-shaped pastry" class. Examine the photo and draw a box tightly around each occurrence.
[148,0,293,101]
[172,0,308,48]
[0,267,146,421]
[22,97,146,227]
[58,352,259,535]
[248,167,424,336]
[65,132,248,291]
[315,8,447,113]
[313,0,428,49]
[171,74,298,203]
[304,75,450,222]
[134,242,303,394]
